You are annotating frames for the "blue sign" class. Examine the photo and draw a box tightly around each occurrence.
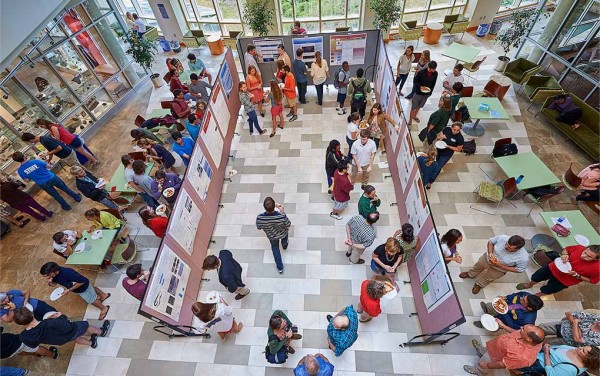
[157,4,169,19]
[219,61,233,98]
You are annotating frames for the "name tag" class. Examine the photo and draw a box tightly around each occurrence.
[450,138,456,143]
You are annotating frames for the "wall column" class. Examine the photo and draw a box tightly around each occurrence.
[528,0,578,63]
[147,0,188,40]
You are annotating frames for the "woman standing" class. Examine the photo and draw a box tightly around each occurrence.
[264,80,285,137]
[311,51,329,106]
[417,149,440,189]
[136,139,177,174]
[36,119,98,165]
[358,185,381,219]
[396,46,415,96]
[346,112,361,162]
[325,140,345,189]
[138,206,168,238]
[192,298,243,342]
[277,44,292,69]
[331,162,353,220]
[405,50,430,100]
[246,65,265,117]
[393,223,420,263]
[440,229,463,264]
[365,103,399,154]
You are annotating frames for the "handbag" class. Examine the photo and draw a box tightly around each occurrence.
[551,223,571,237]
[418,127,428,142]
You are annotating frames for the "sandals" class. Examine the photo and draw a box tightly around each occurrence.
[277,125,284,129]
[270,132,276,138]
[100,293,111,302]
[516,283,530,290]
[98,305,110,320]
[100,320,110,337]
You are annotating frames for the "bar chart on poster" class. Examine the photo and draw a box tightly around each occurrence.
[186,148,212,202]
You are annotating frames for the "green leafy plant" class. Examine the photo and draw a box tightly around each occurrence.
[121,28,157,72]
[242,0,275,37]
[495,8,546,58]
[369,0,402,33]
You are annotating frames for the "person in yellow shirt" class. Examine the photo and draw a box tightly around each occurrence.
[84,208,121,231]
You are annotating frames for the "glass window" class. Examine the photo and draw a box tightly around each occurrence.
[430,0,452,8]
[585,88,598,109]
[85,90,114,119]
[551,1,598,55]
[347,19,359,31]
[194,0,219,21]
[427,8,449,22]
[561,69,597,101]
[402,12,424,24]
[83,26,122,79]
[294,0,319,19]
[45,43,102,101]
[120,0,137,13]
[105,73,132,101]
[62,106,95,135]
[322,20,347,32]
[182,0,198,21]
[499,0,517,10]
[88,0,113,20]
[0,80,48,136]
[216,0,241,20]
[404,0,428,12]
[539,54,567,80]
[347,0,360,16]
[322,0,346,18]
[281,0,294,19]
[136,0,154,17]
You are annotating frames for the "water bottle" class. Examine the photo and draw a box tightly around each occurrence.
[515,175,524,184]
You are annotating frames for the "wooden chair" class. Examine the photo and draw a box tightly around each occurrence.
[101,208,125,220]
[525,187,564,217]
[562,163,582,190]
[128,152,146,161]
[160,100,173,109]
[482,80,510,101]
[134,115,145,128]
[463,56,487,84]
[461,86,474,97]
[163,72,172,84]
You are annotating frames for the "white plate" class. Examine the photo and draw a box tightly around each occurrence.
[50,287,65,301]
[382,288,398,300]
[94,178,106,188]
[481,313,499,331]
[155,204,167,216]
[205,291,221,303]
[420,86,431,93]
[74,242,87,253]
[435,140,447,149]
[575,234,590,247]
[554,258,572,273]
[43,311,59,320]
[492,297,508,314]
[25,303,33,311]
[163,187,175,198]
[91,230,103,240]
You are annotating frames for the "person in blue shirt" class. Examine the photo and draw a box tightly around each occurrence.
[12,151,81,211]
[294,354,334,376]
[326,305,358,356]
[292,48,308,104]
[171,131,195,166]
[477,291,544,331]
[186,113,201,141]
[187,53,212,84]
[0,290,57,323]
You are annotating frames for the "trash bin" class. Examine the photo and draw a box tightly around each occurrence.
[489,20,503,35]
[170,40,181,53]
[476,24,490,38]
[159,39,171,52]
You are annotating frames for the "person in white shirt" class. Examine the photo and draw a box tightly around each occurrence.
[244,44,261,77]
[310,51,329,106]
[396,45,415,96]
[350,129,377,187]
[52,230,81,256]
[346,112,360,161]
[443,64,464,92]
[132,13,146,37]
[191,297,243,341]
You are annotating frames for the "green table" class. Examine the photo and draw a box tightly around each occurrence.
[461,97,510,137]
[442,42,481,75]
[494,152,560,190]
[106,162,154,193]
[147,109,171,119]
[540,210,600,248]
[66,230,117,265]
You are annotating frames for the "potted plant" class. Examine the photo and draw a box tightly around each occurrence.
[369,0,402,42]
[242,0,275,37]
[494,8,544,71]
[121,29,162,88]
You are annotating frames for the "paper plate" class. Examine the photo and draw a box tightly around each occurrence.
[155,204,167,216]
[554,258,572,273]
[420,86,431,93]
[492,297,508,314]
[74,242,87,253]
[94,178,106,188]
[435,140,447,149]
[91,230,103,240]
[575,234,590,247]
[382,287,398,300]
[205,291,221,304]
[43,311,59,320]
[481,313,499,331]
[163,187,175,198]
[25,303,33,312]
[50,287,64,301]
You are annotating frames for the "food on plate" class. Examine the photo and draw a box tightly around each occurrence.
[163,188,175,198]
[492,297,508,314]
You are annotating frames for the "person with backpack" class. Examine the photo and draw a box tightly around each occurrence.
[335,61,351,115]
[266,310,302,362]
[516,343,598,376]
[347,68,372,117]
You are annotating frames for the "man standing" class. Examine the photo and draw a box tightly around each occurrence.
[40,262,111,320]
[244,44,261,76]
[459,234,528,294]
[409,61,438,125]
[347,68,371,117]
[294,354,334,376]
[21,132,81,168]
[0,178,53,221]
[256,197,291,273]
[476,291,544,331]
[292,48,308,104]
[345,212,379,264]
[463,324,545,375]
[336,61,350,115]
[282,65,298,122]
[443,64,464,92]
[350,129,377,187]
[326,305,359,356]
[12,152,81,211]
[202,250,250,300]
[171,131,195,166]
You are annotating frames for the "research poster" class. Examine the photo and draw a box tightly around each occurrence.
[210,83,231,136]
[292,36,323,63]
[397,127,416,192]
[405,173,429,234]
[219,61,234,98]
[200,109,224,168]
[168,188,202,255]
[375,38,388,94]
[387,97,402,154]
[187,146,213,202]
[379,67,394,112]
[330,33,367,66]
[144,244,191,320]
[253,38,283,62]
[415,230,453,313]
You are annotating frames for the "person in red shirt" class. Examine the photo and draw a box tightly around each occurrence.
[138,207,168,238]
[331,162,353,220]
[171,89,192,119]
[357,278,386,323]
[282,65,298,122]
[517,245,599,296]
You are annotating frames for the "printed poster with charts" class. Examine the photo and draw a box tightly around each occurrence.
[167,188,202,255]
[387,95,402,154]
[379,66,394,112]
[330,33,367,66]
[187,146,213,202]
[200,108,224,168]
[405,173,429,234]
[375,37,388,94]
[254,38,283,62]
[396,126,416,192]
[292,36,324,63]
[210,82,230,136]
[415,230,453,313]
[144,244,191,320]
[219,61,234,98]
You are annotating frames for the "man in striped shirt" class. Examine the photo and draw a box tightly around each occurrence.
[345,213,379,264]
[256,197,291,273]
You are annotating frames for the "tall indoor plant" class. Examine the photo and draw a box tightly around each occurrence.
[243,0,275,37]
[494,8,544,71]
[121,28,161,87]
[369,0,402,41]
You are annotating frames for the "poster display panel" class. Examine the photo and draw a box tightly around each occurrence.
[388,96,402,154]
[210,83,231,137]
[143,244,191,320]
[292,36,324,63]
[405,173,429,234]
[219,61,234,98]
[167,188,202,255]
[375,38,388,94]
[200,108,224,168]
[329,33,367,66]
[253,38,283,62]
[187,146,213,202]
[396,126,416,192]
[415,230,453,312]
[379,66,394,112]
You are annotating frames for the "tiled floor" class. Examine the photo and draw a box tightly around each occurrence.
[1,31,597,376]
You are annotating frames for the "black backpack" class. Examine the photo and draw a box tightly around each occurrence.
[333,68,345,89]
[493,143,518,158]
[463,139,476,155]
[264,334,288,364]
[351,80,367,110]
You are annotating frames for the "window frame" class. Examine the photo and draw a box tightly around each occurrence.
[276,0,364,33]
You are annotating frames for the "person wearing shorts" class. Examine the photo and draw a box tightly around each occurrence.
[1,332,58,360]
[409,61,438,126]
[336,61,350,115]
[517,245,599,296]
[0,290,57,323]
[330,162,353,220]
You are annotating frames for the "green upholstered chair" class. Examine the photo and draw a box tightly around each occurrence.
[190,29,207,46]
[443,15,469,41]
[503,58,541,92]
[523,76,563,114]
[470,178,518,215]
[399,21,422,47]
[143,26,159,41]
[182,36,202,52]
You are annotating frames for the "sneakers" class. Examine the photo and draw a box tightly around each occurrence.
[261,129,267,135]
[471,339,485,358]
[289,115,298,122]
[50,346,59,359]
[277,268,284,274]
[337,108,347,115]
[235,293,248,300]
[90,334,98,349]
[480,302,490,314]
[330,212,343,220]
[351,259,366,264]
[287,346,295,354]
[473,320,483,329]
[282,241,288,250]
[459,272,472,279]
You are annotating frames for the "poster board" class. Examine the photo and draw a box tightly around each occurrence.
[292,35,324,63]
[329,33,367,65]
[138,48,241,331]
